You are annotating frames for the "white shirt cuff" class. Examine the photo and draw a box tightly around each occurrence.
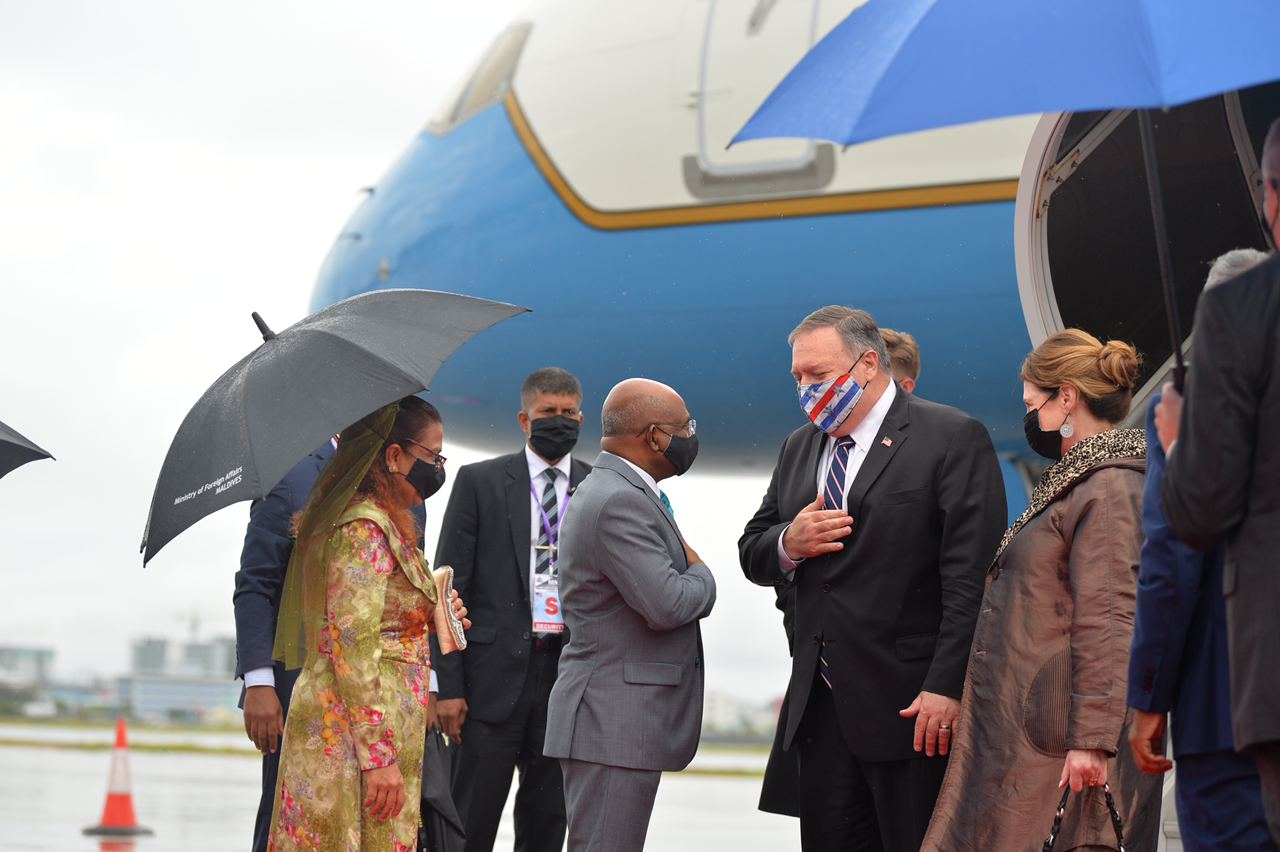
[244,666,275,689]
[777,526,801,580]
[429,668,439,693]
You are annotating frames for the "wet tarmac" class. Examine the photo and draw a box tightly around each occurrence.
[0,743,798,851]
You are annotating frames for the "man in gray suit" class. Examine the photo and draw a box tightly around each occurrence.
[544,378,716,851]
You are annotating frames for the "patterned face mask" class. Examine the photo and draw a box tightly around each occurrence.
[798,363,863,435]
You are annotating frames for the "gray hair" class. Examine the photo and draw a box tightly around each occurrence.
[788,305,890,371]
[1264,117,1280,181]
[1205,248,1269,290]
[521,367,582,408]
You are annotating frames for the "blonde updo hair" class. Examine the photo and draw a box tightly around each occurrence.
[1020,329,1142,424]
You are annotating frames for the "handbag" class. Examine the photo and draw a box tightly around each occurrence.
[1042,783,1125,851]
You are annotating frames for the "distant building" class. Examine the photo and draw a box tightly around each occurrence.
[702,690,779,739]
[121,635,241,722]
[117,673,242,723]
[131,638,169,675]
[0,646,55,690]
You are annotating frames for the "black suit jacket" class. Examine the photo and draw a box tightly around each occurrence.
[432,448,592,725]
[1162,253,1280,751]
[740,387,1006,761]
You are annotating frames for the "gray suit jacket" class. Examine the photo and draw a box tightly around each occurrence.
[1162,253,1280,751]
[543,452,716,771]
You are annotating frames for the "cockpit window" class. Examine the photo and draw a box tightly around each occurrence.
[427,22,532,136]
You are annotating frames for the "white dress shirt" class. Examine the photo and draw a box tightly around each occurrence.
[779,380,898,573]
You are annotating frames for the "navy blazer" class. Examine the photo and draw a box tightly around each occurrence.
[1127,394,1233,757]
[233,442,336,695]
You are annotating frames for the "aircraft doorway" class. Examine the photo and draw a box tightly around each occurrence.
[1015,82,1280,420]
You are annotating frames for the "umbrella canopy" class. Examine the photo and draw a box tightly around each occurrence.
[734,0,1280,147]
[141,289,528,563]
[0,419,53,480]
[735,0,1280,389]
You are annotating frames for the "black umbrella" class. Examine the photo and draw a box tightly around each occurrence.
[419,729,465,852]
[0,419,53,480]
[141,289,528,563]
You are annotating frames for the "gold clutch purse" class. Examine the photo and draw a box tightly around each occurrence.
[432,565,468,653]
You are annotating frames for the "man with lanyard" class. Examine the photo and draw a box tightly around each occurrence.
[433,367,591,852]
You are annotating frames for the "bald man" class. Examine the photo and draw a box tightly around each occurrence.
[543,379,716,851]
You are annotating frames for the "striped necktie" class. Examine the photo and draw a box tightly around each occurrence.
[659,490,674,517]
[818,436,856,690]
[535,468,560,577]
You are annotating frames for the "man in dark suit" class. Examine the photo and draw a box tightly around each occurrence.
[1158,115,1280,848]
[1127,392,1271,850]
[433,367,590,852]
[234,441,333,852]
[740,306,1005,851]
[759,326,924,820]
[234,440,429,852]
[1127,249,1272,851]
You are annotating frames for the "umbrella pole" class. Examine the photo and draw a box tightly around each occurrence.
[1137,108,1187,392]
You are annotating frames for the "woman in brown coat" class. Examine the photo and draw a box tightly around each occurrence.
[922,330,1162,851]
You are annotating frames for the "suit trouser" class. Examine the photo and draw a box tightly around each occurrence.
[250,675,296,852]
[251,746,282,852]
[560,757,662,852]
[1174,749,1273,852]
[796,676,946,852]
[452,641,566,852]
[1252,741,1280,848]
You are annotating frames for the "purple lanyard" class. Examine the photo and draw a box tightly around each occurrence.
[530,478,572,562]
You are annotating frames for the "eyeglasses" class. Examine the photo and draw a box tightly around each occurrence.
[401,437,446,470]
[638,419,696,438]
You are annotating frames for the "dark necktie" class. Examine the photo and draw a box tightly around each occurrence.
[818,436,856,690]
[535,468,560,577]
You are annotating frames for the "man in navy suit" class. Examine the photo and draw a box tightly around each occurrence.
[234,441,335,852]
[1127,249,1272,852]
[233,439,430,852]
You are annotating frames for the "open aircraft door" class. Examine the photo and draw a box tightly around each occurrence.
[1013,82,1280,422]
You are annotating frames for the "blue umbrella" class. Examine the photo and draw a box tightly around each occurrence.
[735,0,1280,386]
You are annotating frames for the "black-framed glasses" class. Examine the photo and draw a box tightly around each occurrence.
[401,437,446,470]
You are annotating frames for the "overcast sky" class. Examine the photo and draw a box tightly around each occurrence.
[0,0,792,703]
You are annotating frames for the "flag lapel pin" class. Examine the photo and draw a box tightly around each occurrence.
[881,436,894,447]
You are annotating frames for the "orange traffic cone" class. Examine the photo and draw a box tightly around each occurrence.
[83,718,153,837]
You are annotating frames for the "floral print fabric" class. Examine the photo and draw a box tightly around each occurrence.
[269,501,434,851]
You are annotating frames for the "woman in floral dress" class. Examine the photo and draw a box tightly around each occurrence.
[269,397,468,851]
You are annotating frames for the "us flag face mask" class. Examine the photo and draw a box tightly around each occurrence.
[798,364,863,435]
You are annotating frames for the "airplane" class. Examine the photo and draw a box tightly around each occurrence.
[308,0,1277,524]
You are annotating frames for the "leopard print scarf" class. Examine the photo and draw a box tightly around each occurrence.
[993,427,1146,562]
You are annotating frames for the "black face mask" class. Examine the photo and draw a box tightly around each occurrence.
[659,429,699,476]
[1022,389,1063,462]
[528,416,580,461]
[404,457,447,500]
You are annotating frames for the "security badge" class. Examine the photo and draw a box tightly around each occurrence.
[532,563,563,633]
